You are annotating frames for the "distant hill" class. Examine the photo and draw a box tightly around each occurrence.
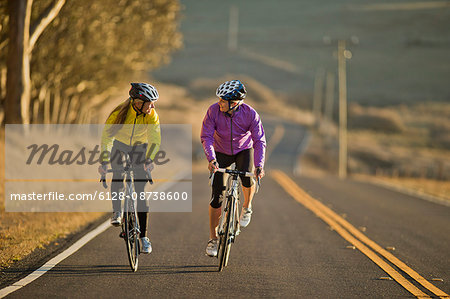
[154,0,450,106]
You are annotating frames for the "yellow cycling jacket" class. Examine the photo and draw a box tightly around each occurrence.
[101,102,161,162]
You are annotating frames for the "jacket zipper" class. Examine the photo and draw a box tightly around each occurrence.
[129,117,137,146]
[230,115,233,155]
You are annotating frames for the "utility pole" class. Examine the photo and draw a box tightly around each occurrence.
[228,5,239,52]
[338,40,350,179]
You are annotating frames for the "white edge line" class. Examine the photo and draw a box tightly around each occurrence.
[0,220,110,298]
[0,171,193,298]
[354,176,450,208]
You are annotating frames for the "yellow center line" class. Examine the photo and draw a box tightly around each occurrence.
[272,170,449,298]
[291,180,449,298]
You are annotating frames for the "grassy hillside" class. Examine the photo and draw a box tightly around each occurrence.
[155,0,450,106]
[303,101,450,182]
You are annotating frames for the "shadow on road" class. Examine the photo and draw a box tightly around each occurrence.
[2,264,218,277]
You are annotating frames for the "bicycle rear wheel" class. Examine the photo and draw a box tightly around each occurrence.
[123,211,139,272]
[218,196,234,271]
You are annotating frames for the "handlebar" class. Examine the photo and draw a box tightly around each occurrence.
[214,168,254,177]
[210,167,261,193]
[100,167,153,189]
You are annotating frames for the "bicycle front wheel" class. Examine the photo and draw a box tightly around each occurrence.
[218,196,234,271]
[123,211,139,272]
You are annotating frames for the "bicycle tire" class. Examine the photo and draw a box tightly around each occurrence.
[223,196,237,267]
[217,215,229,271]
[218,196,234,271]
[124,211,139,272]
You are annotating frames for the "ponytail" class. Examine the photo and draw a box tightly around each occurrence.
[106,98,131,136]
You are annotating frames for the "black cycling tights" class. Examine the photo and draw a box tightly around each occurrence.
[137,212,148,238]
[210,149,254,209]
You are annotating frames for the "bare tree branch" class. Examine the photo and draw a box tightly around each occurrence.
[0,39,7,53]
[29,0,65,51]
[0,14,9,53]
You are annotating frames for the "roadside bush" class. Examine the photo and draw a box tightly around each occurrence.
[348,104,405,133]
[428,119,450,149]
[349,148,395,171]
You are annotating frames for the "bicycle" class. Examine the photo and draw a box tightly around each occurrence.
[100,155,153,272]
[210,164,260,272]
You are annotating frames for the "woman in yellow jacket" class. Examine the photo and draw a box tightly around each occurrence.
[98,82,161,254]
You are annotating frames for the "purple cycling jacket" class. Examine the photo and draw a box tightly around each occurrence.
[201,102,266,167]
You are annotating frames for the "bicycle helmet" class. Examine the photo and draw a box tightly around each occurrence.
[216,80,246,101]
[129,83,159,102]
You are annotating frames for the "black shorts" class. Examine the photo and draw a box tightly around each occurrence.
[210,149,254,208]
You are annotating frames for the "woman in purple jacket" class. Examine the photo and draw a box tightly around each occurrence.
[201,80,266,257]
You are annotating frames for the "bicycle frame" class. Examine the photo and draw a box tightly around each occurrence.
[217,172,241,242]
[100,155,153,272]
[123,168,138,231]
[211,165,258,271]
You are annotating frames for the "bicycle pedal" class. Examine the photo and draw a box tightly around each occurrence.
[119,232,125,239]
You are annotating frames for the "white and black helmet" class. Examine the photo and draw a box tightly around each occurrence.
[216,80,246,101]
[129,83,159,102]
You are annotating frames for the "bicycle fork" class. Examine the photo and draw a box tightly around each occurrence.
[120,181,141,240]
[228,197,241,243]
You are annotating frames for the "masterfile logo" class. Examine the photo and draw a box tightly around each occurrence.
[5,124,192,212]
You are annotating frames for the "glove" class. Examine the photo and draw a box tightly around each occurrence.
[98,164,108,175]
[144,159,154,172]
[208,160,219,172]
[255,167,265,179]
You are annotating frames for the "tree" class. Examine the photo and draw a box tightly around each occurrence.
[1,0,182,124]
[4,0,65,124]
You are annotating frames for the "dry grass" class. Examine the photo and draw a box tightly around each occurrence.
[355,174,450,203]
[346,102,450,180]
[349,104,406,133]
[304,100,450,200]
[377,176,450,201]
[303,130,450,201]
[0,129,105,268]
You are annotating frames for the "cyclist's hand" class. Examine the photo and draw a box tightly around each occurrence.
[98,164,108,175]
[254,167,265,179]
[144,159,154,172]
[208,160,219,172]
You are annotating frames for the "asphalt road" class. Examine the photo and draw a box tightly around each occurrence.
[4,117,449,298]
